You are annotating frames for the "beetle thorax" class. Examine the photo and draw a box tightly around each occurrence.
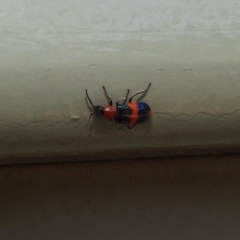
[104,106,117,120]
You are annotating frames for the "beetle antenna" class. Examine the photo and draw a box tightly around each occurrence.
[85,112,94,133]
[85,89,94,107]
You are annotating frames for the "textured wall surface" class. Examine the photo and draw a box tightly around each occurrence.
[1,0,240,161]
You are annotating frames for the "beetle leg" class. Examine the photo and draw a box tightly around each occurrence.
[102,86,113,106]
[127,124,136,130]
[129,82,151,103]
[116,89,130,105]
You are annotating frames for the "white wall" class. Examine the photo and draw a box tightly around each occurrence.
[1,0,240,161]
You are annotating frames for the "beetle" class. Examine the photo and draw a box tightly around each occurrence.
[85,82,152,132]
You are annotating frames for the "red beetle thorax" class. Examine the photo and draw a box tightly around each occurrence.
[104,106,117,120]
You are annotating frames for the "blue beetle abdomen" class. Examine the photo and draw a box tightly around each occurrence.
[137,102,151,122]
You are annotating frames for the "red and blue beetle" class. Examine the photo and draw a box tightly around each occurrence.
[85,82,152,131]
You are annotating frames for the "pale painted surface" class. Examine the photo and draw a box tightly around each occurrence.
[0,0,240,159]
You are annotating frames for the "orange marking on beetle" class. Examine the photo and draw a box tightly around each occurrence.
[127,102,139,124]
